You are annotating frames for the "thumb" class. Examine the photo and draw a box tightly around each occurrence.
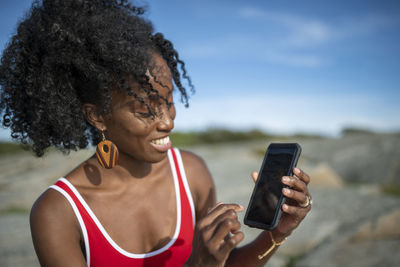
[251,172,258,183]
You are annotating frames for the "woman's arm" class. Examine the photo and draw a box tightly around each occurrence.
[182,151,311,267]
[30,189,87,267]
[226,168,311,266]
[182,151,244,266]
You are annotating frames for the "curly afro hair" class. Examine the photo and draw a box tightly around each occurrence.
[0,0,194,157]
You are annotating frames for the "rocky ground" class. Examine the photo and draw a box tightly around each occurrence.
[0,133,399,266]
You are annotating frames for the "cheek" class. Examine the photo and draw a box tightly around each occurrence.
[169,105,176,120]
[124,118,151,136]
[109,116,151,141]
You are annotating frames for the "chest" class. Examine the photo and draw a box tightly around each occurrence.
[81,174,178,254]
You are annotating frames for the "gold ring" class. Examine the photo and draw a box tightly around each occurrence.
[300,195,311,208]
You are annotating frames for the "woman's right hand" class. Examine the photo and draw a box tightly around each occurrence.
[186,202,245,267]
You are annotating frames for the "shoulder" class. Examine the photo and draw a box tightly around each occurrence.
[179,150,209,173]
[30,184,86,266]
[30,184,80,237]
[31,185,68,217]
[31,157,98,229]
[178,149,213,186]
[178,149,216,219]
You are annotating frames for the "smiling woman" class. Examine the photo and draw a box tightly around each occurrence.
[0,1,311,266]
[0,0,192,157]
[86,53,177,164]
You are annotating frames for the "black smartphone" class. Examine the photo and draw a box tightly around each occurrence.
[244,143,302,230]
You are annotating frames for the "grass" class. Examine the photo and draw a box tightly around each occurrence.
[170,128,326,147]
[381,184,400,197]
[341,127,377,136]
[0,204,30,215]
[170,128,272,147]
[0,129,327,155]
[252,147,268,158]
[0,183,8,192]
[285,253,306,267]
[341,127,400,137]
[0,141,27,156]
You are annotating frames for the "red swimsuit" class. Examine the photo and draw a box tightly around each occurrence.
[50,148,195,267]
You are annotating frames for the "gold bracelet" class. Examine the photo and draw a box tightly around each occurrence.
[258,232,287,260]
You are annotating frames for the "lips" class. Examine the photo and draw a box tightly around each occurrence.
[150,135,171,152]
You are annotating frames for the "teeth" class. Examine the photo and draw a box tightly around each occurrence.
[152,136,169,145]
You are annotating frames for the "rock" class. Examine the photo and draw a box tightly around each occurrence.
[350,208,400,242]
[295,238,400,267]
[307,163,344,188]
[299,133,400,185]
[294,191,400,267]
[1,137,400,267]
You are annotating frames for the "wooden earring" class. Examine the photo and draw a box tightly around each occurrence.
[96,131,119,169]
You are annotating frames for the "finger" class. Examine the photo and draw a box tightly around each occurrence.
[282,203,310,219]
[293,168,310,185]
[217,232,244,260]
[207,201,224,214]
[251,172,258,183]
[213,220,241,246]
[208,217,242,250]
[201,203,244,227]
[282,176,308,194]
[201,208,240,242]
[282,188,309,205]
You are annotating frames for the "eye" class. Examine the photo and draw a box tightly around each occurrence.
[167,102,175,109]
[136,112,153,118]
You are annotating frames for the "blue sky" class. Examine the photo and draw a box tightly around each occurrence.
[1,0,400,139]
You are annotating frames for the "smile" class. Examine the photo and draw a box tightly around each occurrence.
[151,136,170,145]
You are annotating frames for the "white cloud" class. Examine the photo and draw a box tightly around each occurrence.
[335,15,399,39]
[262,51,326,68]
[181,34,326,68]
[238,7,333,47]
[182,7,397,68]
[174,93,400,136]
[238,7,399,46]
[181,7,332,67]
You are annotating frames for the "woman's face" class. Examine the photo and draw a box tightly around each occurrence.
[102,54,176,164]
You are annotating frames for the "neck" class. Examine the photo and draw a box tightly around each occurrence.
[114,155,154,179]
[97,151,169,183]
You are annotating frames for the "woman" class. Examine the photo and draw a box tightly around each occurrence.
[0,1,311,266]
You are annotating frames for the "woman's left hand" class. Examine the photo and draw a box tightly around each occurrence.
[251,167,311,237]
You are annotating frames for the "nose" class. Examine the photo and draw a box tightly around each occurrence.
[156,105,174,132]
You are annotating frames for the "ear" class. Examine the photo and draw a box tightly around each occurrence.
[82,103,106,131]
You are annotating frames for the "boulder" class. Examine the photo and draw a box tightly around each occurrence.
[307,163,344,188]
[350,208,400,242]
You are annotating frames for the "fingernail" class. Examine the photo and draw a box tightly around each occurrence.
[282,176,290,182]
[282,204,288,210]
[283,188,290,194]
[294,168,300,174]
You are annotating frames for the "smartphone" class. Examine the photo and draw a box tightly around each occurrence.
[244,143,302,230]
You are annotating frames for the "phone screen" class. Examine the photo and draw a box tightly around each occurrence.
[245,144,300,228]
